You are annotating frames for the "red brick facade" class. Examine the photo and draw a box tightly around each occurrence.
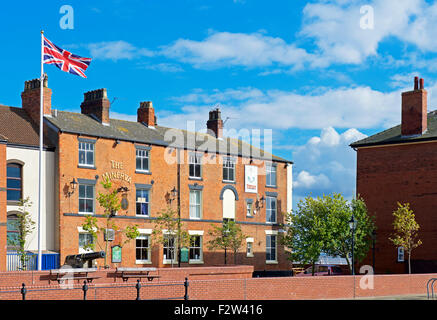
[56,130,291,270]
[356,141,437,274]
[0,141,6,271]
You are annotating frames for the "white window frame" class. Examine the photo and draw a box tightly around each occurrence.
[163,232,177,264]
[266,196,277,223]
[266,163,277,187]
[223,157,236,182]
[136,149,150,173]
[78,232,94,254]
[189,234,203,264]
[397,247,405,262]
[189,153,202,179]
[136,189,150,216]
[136,233,152,264]
[246,200,253,217]
[246,238,254,257]
[78,184,94,214]
[265,231,278,264]
[78,141,95,167]
[189,189,202,219]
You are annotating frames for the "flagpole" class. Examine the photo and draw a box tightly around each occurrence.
[37,30,44,271]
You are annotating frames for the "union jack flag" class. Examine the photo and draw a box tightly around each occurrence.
[43,36,91,78]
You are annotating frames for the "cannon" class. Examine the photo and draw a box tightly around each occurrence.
[64,251,105,268]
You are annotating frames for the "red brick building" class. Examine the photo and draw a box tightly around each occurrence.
[1,77,293,271]
[351,77,437,274]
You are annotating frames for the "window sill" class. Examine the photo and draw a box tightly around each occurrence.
[188,177,203,181]
[136,214,150,218]
[246,254,254,258]
[266,260,278,264]
[136,260,152,265]
[78,165,97,170]
[189,217,202,220]
[136,170,152,175]
[189,260,204,264]
[265,185,277,189]
[246,215,254,218]
[222,180,236,184]
[163,260,178,265]
[7,201,20,206]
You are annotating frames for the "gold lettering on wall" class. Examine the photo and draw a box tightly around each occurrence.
[102,160,131,183]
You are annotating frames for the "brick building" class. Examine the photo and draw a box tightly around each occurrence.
[351,77,437,274]
[0,77,293,271]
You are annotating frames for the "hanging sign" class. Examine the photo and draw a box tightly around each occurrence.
[112,245,122,263]
[245,165,258,193]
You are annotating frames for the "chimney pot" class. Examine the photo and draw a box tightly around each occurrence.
[137,101,156,127]
[401,77,427,136]
[80,88,110,125]
[414,76,419,90]
[21,74,52,124]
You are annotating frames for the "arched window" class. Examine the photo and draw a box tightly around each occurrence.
[7,163,22,202]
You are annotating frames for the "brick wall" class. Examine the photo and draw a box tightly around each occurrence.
[356,141,437,274]
[0,142,6,271]
[0,266,435,300]
[56,131,291,271]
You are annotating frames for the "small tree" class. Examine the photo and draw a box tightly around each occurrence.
[207,220,246,265]
[81,178,139,267]
[389,202,422,274]
[14,197,35,270]
[152,206,190,267]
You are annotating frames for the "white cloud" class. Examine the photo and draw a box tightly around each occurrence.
[291,127,367,201]
[88,41,154,61]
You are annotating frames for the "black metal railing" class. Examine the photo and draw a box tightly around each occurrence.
[7,278,189,301]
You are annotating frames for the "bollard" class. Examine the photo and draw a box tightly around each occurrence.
[184,277,189,300]
[21,283,27,300]
[136,279,141,300]
[82,281,89,300]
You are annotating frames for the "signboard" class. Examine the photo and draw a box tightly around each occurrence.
[245,165,258,193]
[112,245,122,263]
[180,247,189,263]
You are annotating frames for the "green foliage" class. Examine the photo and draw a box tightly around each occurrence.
[152,206,190,267]
[389,202,422,274]
[207,219,246,264]
[282,193,375,274]
[80,178,139,267]
[13,197,36,271]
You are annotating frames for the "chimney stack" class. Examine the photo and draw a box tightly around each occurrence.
[401,77,427,136]
[137,101,156,127]
[21,74,52,124]
[80,88,110,125]
[206,108,223,139]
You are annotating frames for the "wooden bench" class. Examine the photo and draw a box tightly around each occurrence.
[49,268,101,284]
[115,267,160,282]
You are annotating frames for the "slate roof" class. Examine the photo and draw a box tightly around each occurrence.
[0,105,54,149]
[350,110,437,148]
[46,110,292,163]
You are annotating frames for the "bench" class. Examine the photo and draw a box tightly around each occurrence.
[49,268,101,284]
[115,267,160,282]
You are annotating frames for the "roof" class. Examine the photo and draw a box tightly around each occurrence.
[46,110,292,163]
[0,105,54,149]
[350,110,437,148]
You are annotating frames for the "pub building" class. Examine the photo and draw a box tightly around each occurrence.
[0,77,293,271]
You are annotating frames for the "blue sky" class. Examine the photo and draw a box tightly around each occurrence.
[2,0,437,208]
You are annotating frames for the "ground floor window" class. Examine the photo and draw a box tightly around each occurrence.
[78,233,94,253]
[6,214,19,250]
[189,235,203,262]
[266,234,277,262]
[163,234,176,263]
[136,235,151,263]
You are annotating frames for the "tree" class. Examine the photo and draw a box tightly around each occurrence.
[81,178,139,267]
[282,193,375,275]
[207,219,246,265]
[323,194,375,273]
[152,206,190,267]
[389,202,422,274]
[11,197,35,270]
[282,195,327,275]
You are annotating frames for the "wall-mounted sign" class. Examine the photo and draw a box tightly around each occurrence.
[121,194,129,210]
[245,165,258,193]
[112,245,122,263]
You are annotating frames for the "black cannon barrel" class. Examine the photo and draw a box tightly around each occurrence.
[64,251,105,268]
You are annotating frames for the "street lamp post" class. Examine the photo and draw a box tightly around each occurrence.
[349,214,357,275]
[371,230,376,273]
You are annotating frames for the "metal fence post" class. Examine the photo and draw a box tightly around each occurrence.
[82,281,89,300]
[136,279,141,300]
[184,277,189,300]
[21,283,27,300]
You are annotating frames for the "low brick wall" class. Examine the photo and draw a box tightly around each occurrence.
[0,266,435,300]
